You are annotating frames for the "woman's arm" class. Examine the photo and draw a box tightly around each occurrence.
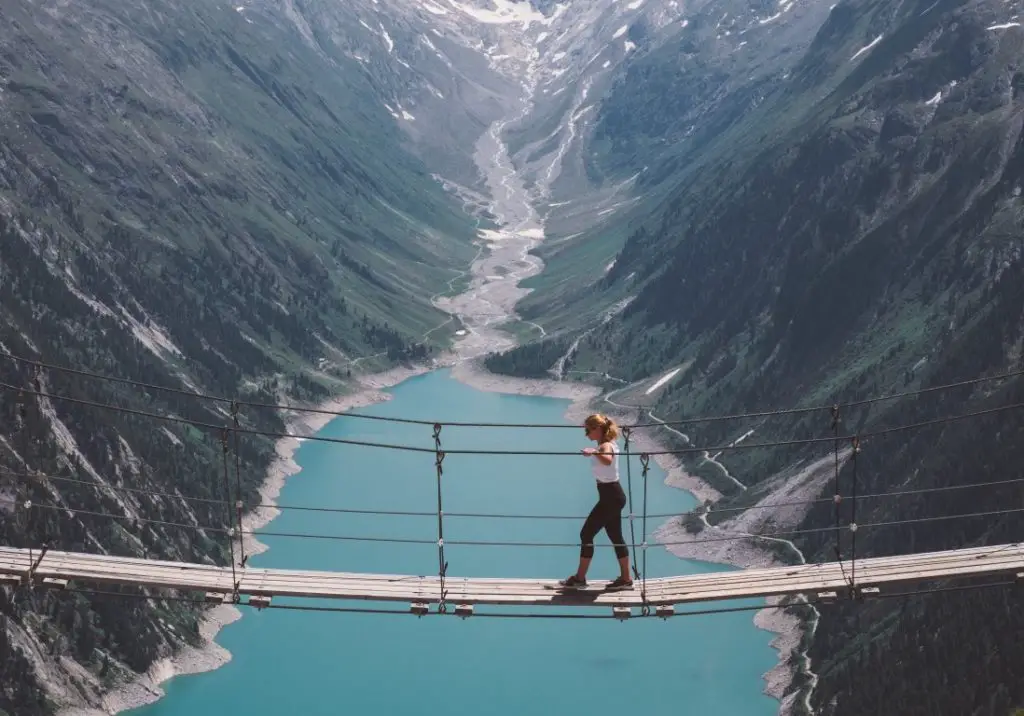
[594,441,615,466]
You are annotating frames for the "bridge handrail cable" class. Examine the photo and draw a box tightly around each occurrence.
[2,350,1021,430]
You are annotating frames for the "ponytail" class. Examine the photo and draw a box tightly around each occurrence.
[604,418,621,442]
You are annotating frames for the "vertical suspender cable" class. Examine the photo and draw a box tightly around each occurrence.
[831,405,843,564]
[850,435,861,592]
[432,423,448,613]
[640,453,651,612]
[230,402,248,568]
[220,428,239,593]
[622,427,641,582]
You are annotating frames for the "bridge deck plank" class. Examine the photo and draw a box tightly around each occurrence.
[1,544,1020,608]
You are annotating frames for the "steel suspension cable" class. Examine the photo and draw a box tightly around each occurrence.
[50,576,1021,623]
[230,402,248,568]
[5,381,1023,458]
[3,350,1022,431]
[27,498,1024,552]
[850,435,861,592]
[640,453,651,611]
[11,467,1024,522]
[219,429,238,594]
[432,423,448,613]
[831,406,851,586]
[622,427,641,583]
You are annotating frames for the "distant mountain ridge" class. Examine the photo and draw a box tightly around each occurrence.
[485,0,1024,713]
[3,0,1023,713]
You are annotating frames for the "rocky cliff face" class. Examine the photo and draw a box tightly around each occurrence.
[4,0,1022,713]
[0,0,752,710]
[0,0,491,711]
[484,0,1024,712]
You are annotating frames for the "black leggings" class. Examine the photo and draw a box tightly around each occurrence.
[580,481,629,559]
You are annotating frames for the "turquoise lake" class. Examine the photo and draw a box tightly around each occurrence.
[130,368,780,715]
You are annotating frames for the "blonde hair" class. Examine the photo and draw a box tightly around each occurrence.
[584,413,620,442]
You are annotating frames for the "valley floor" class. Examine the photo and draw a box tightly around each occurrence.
[53,343,812,716]
[449,359,812,713]
[49,10,814,705]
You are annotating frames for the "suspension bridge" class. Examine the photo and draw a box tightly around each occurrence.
[1,352,1023,620]
[2,542,1022,619]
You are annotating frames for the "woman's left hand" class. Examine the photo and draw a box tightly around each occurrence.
[581,447,596,456]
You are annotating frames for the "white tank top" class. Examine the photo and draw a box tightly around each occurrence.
[591,442,620,483]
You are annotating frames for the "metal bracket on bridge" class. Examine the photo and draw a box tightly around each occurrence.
[410,602,429,616]
[26,544,49,585]
[817,585,879,602]
[853,586,880,601]
[655,605,674,619]
[612,606,631,621]
[248,595,272,610]
[454,604,474,619]
[0,572,22,587]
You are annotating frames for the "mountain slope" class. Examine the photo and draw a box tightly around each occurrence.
[0,0,500,712]
[484,0,1024,712]
[4,0,1024,712]
[509,0,840,337]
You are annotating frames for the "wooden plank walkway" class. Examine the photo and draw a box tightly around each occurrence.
[1,544,1022,613]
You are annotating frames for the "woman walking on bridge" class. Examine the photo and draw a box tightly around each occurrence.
[560,413,634,591]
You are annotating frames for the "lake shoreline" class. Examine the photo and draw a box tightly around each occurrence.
[53,362,440,716]
[54,355,808,716]
[54,354,806,716]
[448,358,808,712]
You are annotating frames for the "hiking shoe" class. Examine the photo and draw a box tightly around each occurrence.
[606,576,634,591]
[559,575,587,588]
